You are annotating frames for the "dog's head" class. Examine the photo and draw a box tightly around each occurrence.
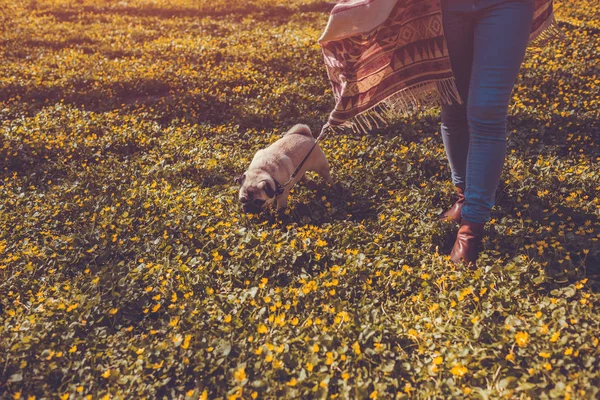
[235,171,277,213]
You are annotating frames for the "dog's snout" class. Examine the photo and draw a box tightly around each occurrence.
[241,198,265,214]
[243,203,262,214]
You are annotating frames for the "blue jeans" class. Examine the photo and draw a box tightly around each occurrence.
[440,0,534,223]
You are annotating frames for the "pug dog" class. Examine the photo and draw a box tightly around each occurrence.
[235,124,333,213]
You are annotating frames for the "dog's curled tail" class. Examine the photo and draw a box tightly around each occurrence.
[285,124,314,138]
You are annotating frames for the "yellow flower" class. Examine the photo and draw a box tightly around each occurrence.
[101,369,111,378]
[564,347,573,355]
[369,391,378,399]
[450,364,468,377]
[66,303,78,312]
[515,331,530,347]
[326,352,334,365]
[234,367,246,382]
[458,287,473,301]
[433,356,443,365]
[505,352,515,362]
[257,324,268,334]
[286,378,297,387]
[539,351,551,358]
[550,331,560,343]
[352,341,361,355]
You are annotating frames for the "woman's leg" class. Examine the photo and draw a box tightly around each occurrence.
[440,3,475,191]
[461,0,534,224]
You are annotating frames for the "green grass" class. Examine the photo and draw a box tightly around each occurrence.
[0,0,599,398]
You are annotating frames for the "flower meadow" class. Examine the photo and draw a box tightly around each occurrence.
[1,0,599,398]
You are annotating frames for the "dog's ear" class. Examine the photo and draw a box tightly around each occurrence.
[234,173,246,185]
[264,181,276,198]
[258,180,276,198]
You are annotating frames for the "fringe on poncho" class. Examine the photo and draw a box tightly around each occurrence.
[319,0,561,134]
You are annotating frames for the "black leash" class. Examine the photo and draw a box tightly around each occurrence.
[273,123,331,196]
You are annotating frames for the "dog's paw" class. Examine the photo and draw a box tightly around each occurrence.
[275,206,289,218]
[330,182,344,195]
[304,179,318,191]
[275,200,288,213]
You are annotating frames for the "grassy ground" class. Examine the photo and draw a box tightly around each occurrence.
[1,0,599,398]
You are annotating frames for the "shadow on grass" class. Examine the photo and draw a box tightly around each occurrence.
[1,78,171,112]
[0,78,237,129]
[245,179,378,228]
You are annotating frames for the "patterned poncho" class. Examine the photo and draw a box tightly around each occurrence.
[319,0,559,133]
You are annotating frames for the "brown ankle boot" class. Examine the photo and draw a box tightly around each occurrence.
[450,219,485,267]
[439,186,465,224]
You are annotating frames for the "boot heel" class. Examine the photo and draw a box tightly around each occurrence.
[450,219,485,267]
